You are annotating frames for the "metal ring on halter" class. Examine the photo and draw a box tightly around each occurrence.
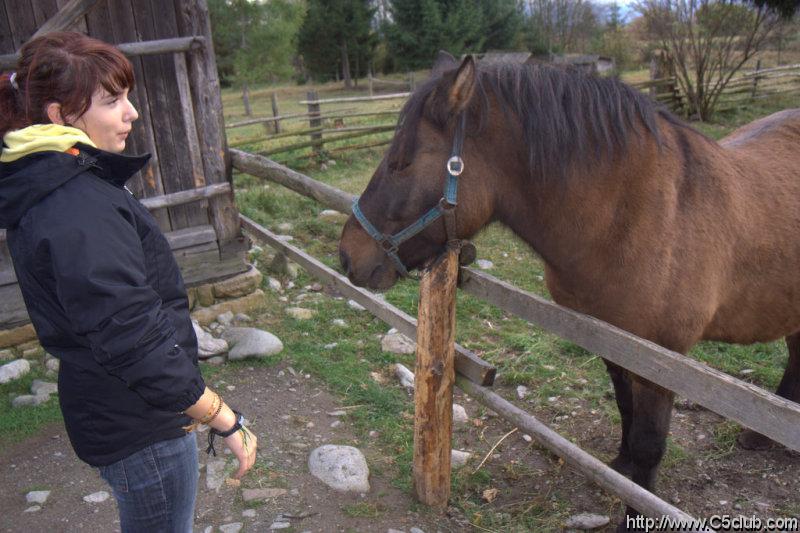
[446,156,464,176]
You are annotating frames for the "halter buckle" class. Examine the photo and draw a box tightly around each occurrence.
[380,238,399,255]
[446,156,464,176]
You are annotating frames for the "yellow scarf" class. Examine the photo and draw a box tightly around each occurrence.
[1,124,97,163]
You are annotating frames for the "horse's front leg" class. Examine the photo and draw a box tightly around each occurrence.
[617,378,675,533]
[605,360,634,477]
[738,331,800,450]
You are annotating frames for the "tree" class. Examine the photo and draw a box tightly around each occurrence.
[385,0,523,71]
[209,0,305,114]
[298,0,377,87]
[524,0,601,55]
[637,0,783,120]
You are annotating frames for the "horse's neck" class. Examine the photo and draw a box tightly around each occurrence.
[495,118,706,279]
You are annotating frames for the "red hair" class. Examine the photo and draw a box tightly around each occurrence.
[0,31,134,139]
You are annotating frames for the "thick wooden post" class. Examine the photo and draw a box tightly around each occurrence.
[413,247,459,508]
[307,90,322,155]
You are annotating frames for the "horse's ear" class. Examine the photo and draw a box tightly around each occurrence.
[448,55,476,114]
[430,50,457,78]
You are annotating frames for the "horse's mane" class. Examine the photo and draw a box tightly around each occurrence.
[387,62,683,182]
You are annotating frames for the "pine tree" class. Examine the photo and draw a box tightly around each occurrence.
[298,0,377,86]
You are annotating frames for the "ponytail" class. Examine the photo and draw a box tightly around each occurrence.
[0,71,25,139]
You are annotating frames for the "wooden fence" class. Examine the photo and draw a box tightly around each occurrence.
[230,147,800,528]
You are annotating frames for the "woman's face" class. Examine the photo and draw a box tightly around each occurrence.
[72,87,138,153]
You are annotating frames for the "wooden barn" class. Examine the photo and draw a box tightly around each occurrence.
[0,0,249,329]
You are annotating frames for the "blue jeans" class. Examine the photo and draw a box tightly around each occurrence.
[99,433,198,533]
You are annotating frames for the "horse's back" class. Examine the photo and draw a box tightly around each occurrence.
[720,108,800,151]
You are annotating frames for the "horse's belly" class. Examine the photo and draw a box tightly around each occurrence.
[703,287,800,344]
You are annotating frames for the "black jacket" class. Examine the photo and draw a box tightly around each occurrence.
[0,144,205,466]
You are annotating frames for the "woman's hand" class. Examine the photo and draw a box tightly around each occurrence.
[224,425,258,479]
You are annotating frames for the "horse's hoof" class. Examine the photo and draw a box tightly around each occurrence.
[737,429,775,450]
[609,454,634,477]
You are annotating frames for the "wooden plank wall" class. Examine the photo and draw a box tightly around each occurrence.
[0,0,248,329]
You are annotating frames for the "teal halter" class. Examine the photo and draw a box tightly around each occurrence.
[352,114,466,277]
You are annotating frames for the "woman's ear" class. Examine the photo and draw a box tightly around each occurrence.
[448,55,476,115]
[45,102,65,125]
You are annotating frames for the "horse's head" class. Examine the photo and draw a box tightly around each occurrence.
[339,55,500,290]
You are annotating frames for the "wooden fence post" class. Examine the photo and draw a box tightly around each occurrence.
[413,247,459,508]
[270,92,281,134]
[750,59,762,99]
[368,69,374,97]
[307,90,322,155]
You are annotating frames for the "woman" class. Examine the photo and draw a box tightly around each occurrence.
[0,32,256,532]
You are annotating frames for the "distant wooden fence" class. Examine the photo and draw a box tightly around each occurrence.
[232,148,800,527]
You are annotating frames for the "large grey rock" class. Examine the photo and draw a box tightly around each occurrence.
[381,330,415,355]
[308,445,370,493]
[222,327,283,360]
[0,349,14,361]
[31,380,58,397]
[286,307,315,320]
[219,523,243,533]
[564,513,610,530]
[26,491,50,505]
[0,359,30,384]
[45,358,60,373]
[192,320,229,359]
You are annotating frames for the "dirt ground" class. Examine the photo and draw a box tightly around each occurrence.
[1,359,798,533]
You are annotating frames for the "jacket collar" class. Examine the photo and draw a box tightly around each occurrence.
[73,143,151,187]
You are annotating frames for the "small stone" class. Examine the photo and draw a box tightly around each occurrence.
[26,490,50,505]
[332,319,347,328]
[516,385,529,399]
[235,313,252,323]
[522,434,533,442]
[475,259,494,269]
[241,488,287,502]
[217,311,235,326]
[0,359,31,384]
[309,283,323,291]
[196,284,215,307]
[286,307,316,320]
[270,523,291,530]
[347,300,366,311]
[268,277,282,292]
[719,500,728,506]
[324,343,338,349]
[451,450,472,467]
[328,410,347,417]
[740,368,755,375]
[319,209,345,221]
[564,513,610,530]
[0,349,14,361]
[242,509,257,518]
[206,458,227,490]
[82,491,110,503]
[331,420,341,428]
[381,332,415,355]
[23,506,41,513]
[277,222,293,232]
[452,404,469,426]
[219,523,244,533]
[205,356,226,366]
[395,364,415,389]
[45,358,60,373]
[12,394,50,407]
[410,528,426,533]
[276,235,294,242]
[31,379,58,397]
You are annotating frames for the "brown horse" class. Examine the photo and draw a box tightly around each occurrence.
[338,55,800,529]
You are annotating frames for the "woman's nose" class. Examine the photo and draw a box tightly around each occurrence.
[126,99,139,122]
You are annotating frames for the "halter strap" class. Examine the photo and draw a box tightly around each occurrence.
[352,113,466,277]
